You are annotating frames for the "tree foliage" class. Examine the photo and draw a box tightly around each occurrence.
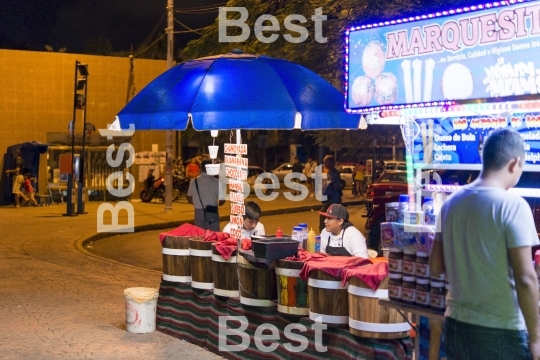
[182,0,471,154]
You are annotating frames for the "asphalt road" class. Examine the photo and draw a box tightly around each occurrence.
[86,205,368,271]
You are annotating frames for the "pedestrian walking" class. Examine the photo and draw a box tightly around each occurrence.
[303,157,317,198]
[430,128,540,360]
[353,160,366,197]
[5,150,27,208]
[23,172,38,206]
[319,155,342,232]
[291,157,304,196]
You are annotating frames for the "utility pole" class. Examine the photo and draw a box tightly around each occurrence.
[164,0,174,213]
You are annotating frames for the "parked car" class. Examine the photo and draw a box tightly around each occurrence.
[224,165,265,193]
[271,162,304,182]
[340,165,355,188]
[363,169,540,255]
[384,161,407,171]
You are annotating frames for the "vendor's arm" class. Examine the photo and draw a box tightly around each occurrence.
[429,240,446,278]
[319,229,329,254]
[346,228,369,258]
[509,246,540,358]
[429,212,446,278]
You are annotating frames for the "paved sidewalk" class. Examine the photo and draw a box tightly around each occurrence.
[0,193,364,359]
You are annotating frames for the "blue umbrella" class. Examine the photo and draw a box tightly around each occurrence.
[116,52,359,131]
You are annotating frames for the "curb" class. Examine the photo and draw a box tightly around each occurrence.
[76,199,366,269]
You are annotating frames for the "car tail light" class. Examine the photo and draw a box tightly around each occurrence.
[366,188,375,200]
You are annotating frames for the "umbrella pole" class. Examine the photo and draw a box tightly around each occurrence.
[164,0,174,213]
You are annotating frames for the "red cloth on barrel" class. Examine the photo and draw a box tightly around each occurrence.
[299,256,372,282]
[214,238,238,261]
[158,223,205,244]
[284,249,329,262]
[342,261,389,290]
[202,230,230,242]
[241,238,252,250]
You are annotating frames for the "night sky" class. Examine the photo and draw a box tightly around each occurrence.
[0,0,224,54]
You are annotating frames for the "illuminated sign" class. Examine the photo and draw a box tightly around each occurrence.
[413,113,540,166]
[345,0,540,113]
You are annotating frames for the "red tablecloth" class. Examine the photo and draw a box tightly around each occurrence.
[342,261,389,290]
[299,256,372,284]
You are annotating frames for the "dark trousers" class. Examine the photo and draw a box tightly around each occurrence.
[444,317,531,360]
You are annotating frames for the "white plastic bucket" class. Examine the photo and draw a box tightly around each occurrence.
[205,163,220,175]
[124,287,159,333]
[208,145,219,159]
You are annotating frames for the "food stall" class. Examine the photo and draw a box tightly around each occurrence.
[110,49,427,357]
[154,132,413,359]
[344,0,540,358]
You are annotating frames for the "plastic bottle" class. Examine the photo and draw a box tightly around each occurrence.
[307,228,316,253]
[398,194,410,223]
[299,223,308,247]
[315,235,321,253]
[276,227,283,238]
[292,226,303,249]
[422,196,435,225]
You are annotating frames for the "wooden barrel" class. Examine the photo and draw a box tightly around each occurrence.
[189,239,214,290]
[348,276,410,339]
[162,235,192,283]
[276,260,309,316]
[238,254,276,307]
[212,244,239,297]
[308,270,348,326]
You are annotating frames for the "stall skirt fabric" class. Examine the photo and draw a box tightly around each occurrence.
[156,281,413,360]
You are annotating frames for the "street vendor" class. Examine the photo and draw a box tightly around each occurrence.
[319,204,368,258]
[223,201,265,239]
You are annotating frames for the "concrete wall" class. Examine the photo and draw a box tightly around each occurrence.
[0,49,177,200]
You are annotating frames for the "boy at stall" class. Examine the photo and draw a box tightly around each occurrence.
[23,172,38,206]
[430,128,540,359]
[223,201,265,239]
[319,204,368,258]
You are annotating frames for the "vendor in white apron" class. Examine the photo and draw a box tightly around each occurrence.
[319,204,369,258]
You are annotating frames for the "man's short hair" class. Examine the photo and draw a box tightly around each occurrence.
[244,201,262,221]
[323,155,334,162]
[200,160,212,172]
[482,128,525,173]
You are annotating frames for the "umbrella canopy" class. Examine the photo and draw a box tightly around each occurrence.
[116,52,359,131]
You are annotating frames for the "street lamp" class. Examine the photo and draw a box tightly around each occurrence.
[65,61,89,217]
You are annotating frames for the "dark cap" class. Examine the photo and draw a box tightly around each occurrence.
[318,204,349,220]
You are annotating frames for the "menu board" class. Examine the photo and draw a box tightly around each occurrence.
[224,143,248,239]
[346,0,540,112]
[413,113,540,167]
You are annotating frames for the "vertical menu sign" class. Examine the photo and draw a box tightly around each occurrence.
[224,143,248,239]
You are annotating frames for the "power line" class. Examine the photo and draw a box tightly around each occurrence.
[133,32,166,58]
[174,3,226,13]
[174,18,203,35]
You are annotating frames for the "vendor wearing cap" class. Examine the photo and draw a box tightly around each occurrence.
[319,204,368,258]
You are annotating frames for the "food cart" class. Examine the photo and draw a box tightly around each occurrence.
[344,0,540,358]
[154,132,414,360]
